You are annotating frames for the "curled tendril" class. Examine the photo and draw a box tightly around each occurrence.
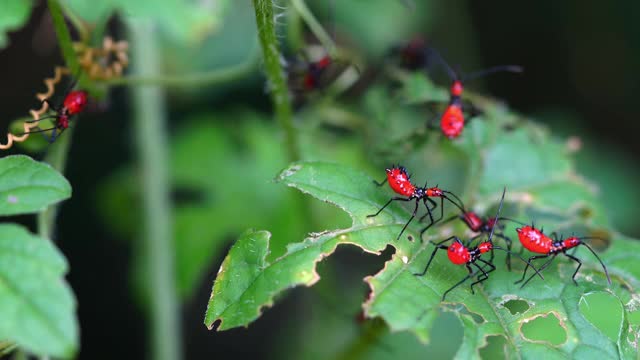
[74,36,129,80]
[0,66,70,150]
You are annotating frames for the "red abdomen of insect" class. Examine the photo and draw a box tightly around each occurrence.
[448,241,470,264]
[463,212,483,232]
[477,241,493,254]
[440,105,465,139]
[63,90,88,115]
[385,167,416,197]
[304,74,317,90]
[562,237,581,250]
[516,226,552,254]
[317,56,331,69]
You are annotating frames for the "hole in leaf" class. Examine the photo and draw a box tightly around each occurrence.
[479,335,508,359]
[579,292,623,342]
[407,234,414,242]
[502,299,530,315]
[521,313,567,346]
[628,309,640,325]
[425,310,464,358]
[442,303,485,324]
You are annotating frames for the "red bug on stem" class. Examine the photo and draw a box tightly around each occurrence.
[413,188,543,301]
[426,49,522,139]
[512,224,612,288]
[368,165,467,240]
[388,37,432,71]
[24,75,89,143]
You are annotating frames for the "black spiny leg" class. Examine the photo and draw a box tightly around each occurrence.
[373,178,388,187]
[494,232,513,271]
[367,197,412,218]
[517,254,557,289]
[413,236,457,276]
[515,255,549,285]
[563,253,583,286]
[419,197,439,238]
[441,264,475,301]
[469,258,496,294]
[397,199,421,240]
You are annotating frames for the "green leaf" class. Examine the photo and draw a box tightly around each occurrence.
[205,161,639,358]
[0,0,32,50]
[62,0,231,43]
[0,155,71,216]
[97,114,309,300]
[0,224,78,358]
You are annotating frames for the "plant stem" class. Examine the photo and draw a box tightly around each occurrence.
[57,1,89,43]
[253,0,300,162]
[38,0,78,240]
[102,45,259,87]
[47,0,80,74]
[128,20,182,360]
[290,0,336,55]
[37,130,73,239]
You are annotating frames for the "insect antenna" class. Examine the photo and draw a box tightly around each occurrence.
[574,238,612,285]
[462,65,523,83]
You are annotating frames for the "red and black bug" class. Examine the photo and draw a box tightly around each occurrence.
[25,81,89,143]
[287,51,357,96]
[435,210,514,270]
[513,224,612,288]
[368,165,467,240]
[389,37,432,71]
[413,188,543,301]
[426,49,522,139]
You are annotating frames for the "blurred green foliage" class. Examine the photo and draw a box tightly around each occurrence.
[0,156,75,357]
[0,0,32,49]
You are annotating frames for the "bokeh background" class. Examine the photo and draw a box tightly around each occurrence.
[0,0,638,358]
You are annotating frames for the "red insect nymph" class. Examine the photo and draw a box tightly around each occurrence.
[514,224,612,288]
[516,225,553,254]
[426,49,522,139]
[440,104,465,139]
[369,165,466,240]
[414,188,543,301]
[62,90,88,115]
[303,55,332,90]
[385,167,415,197]
[26,88,89,143]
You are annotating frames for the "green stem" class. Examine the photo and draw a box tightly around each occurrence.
[47,0,80,74]
[253,0,300,162]
[101,45,259,87]
[290,0,336,55]
[37,130,74,239]
[57,1,89,43]
[128,19,182,360]
[286,3,304,53]
[38,0,78,240]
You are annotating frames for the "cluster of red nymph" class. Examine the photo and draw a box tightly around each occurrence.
[369,165,611,301]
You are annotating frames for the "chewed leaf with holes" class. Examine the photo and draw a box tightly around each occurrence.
[0,224,78,358]
[205,161,640,358]
[0,155,71,216]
